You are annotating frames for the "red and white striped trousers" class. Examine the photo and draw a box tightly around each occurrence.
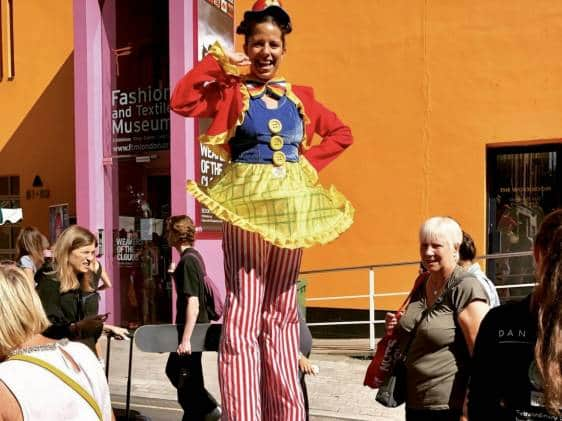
[219,223,305,421]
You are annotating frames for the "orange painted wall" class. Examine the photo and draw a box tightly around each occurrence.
[236,0,562,309]
[2,1,560,311]
[0,1,75,236]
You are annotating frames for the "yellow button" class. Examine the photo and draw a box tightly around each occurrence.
[269,135,284,151]
[268,119,283,134]
[272,151,286,166]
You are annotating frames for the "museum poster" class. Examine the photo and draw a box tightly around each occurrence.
[196,0,234,233]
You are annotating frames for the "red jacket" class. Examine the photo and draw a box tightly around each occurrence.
[170,43,353,172]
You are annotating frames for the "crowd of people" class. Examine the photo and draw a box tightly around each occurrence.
[0,225,117,420]
[1,212,560,420]
[0,1,560,421]
[167,0,562,419]
[382,213,562,421]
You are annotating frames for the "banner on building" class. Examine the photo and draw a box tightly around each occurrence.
[116,216,142,266]
[196,0,234,233]
[48,204,69,244]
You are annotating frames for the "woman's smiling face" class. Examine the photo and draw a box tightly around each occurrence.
[244,21,285,81]
[420,236,457,274]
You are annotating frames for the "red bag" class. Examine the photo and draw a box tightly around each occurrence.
[363,272,428,389]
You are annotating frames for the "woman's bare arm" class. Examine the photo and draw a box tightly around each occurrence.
[97,266,112,290]
[0,380,23,421]
[458,300,489,355]
[457,300,490,421]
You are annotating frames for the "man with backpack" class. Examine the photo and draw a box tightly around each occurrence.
[165,215,221,421]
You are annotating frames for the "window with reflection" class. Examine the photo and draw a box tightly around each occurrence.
[0,175,20,260]
[487,144,561,302]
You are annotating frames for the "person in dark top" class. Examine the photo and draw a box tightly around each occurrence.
[82,256,113,317]
[35,225,103,354]
[164,215,220,421]
[469,209,562,420]
[81,256,115,358]
[35,225,127,356]
[81,260,102,320]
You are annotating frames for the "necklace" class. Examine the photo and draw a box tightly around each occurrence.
[8,339,68,357]
[427,275,445,297]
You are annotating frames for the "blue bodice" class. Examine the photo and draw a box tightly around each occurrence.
[230,96,304,164]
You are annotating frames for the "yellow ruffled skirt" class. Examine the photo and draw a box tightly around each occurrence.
[187,158,354,249]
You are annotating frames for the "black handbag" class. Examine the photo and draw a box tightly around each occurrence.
[375,358,407,407]
[376,286,428,407]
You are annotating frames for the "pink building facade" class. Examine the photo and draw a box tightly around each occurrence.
[73,0,233,325]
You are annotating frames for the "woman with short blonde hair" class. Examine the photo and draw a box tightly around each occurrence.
[418,216,463,250]
[0,264,49,356]
[0,265,113,420]
[385,216,490,420]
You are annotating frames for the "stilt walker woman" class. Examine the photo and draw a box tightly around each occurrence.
[170,1,354,419]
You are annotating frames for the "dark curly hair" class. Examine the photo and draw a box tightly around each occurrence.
[236,11,292,45]
[166,215,195,247]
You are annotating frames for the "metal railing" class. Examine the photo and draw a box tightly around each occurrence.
[301,251,535,350]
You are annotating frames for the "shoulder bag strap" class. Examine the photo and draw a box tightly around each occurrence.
[190,251,207,275]
[398,272,429,312]
[8,354,103,421]
[402,269,467,359]
[184,251,209,309]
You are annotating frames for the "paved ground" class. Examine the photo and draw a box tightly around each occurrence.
[102,336,404,420]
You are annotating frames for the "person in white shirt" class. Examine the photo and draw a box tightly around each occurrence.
[15,226,50,285]
[459,231,501,308]
[0,264,113,421]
